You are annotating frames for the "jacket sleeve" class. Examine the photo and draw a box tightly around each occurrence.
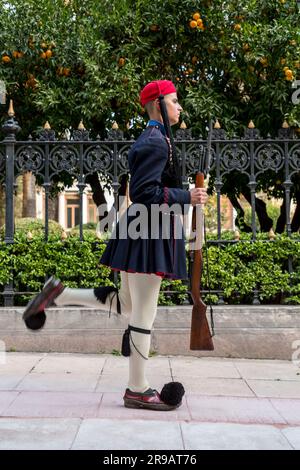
[129,137,191,206]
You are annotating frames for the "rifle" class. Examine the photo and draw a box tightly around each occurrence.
[190,120,214,350]
[158,95,214,349]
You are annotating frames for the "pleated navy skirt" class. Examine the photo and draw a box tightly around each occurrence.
[100,211,188,280]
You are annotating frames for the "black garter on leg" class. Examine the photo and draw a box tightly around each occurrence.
[121,325,151,358]
[94,286,121,314]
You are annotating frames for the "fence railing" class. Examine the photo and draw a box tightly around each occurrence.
[0,110,300,306]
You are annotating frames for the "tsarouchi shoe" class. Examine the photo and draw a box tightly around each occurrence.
[22,276,64,330]
[123,387,182,411]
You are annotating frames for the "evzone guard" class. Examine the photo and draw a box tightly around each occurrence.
[23,80,208,411]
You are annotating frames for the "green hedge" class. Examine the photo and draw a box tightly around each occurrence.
[201,233,300,305]
[0,217,64,239]
[0,231,299,306]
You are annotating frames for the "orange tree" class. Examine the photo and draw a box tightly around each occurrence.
[0,0,299,230]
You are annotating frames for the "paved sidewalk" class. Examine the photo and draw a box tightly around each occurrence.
[0,352,300,450]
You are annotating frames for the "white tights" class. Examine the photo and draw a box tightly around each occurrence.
[55,272,162,392]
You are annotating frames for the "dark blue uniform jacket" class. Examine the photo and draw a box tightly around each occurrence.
[100,122,191,279]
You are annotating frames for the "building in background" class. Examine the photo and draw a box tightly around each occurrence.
[36,183,114,231]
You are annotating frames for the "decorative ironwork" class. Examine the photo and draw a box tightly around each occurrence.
[106,127,125,141]
[37,128,56,141]
[277,127,294,139]
[118,144,131,175]
[184,143,207,176]
[73,128,90,141]
[255,144,284,173]
[243,127,260,139]
[0,112,299,307]
[49,145,79,177]
[15,145,44,176]
[290,144,300,175]
[212,127,226,140]
[84,145,113,176]
[220,143,249,173]
[176,127,193,140]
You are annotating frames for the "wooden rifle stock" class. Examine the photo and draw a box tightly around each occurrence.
[190,173,214,351]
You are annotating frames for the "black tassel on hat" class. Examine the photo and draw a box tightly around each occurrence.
[121,328,131,357]
[160,382,185,406]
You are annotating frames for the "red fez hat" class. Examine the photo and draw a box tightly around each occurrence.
[140,80,177,107]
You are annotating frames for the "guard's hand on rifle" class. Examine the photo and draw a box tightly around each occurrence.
[190,188,208,206]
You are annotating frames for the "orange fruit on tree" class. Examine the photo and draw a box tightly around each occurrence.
[40,51,47,59]
[259,57,268,67]
[189,20,197,28]
[63,68,71,76]
[234,24,241,31]
[197,19,203,26]
[193,12,200,20]
[26,75,37,89]
[285,70,294,80]
[12,51,19,58]
[118,57,125,67]
[2,55,11,63]
[45,49,53,58]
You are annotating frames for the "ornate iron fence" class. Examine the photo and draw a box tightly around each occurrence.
[0,108,300,306]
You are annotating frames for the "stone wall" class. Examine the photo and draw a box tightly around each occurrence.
[0,305,299,360]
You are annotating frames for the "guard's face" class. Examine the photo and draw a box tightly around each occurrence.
[163,93,183,126]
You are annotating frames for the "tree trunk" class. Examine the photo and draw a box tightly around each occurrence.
[22,172,36,218]
[291,191,300,232]
[242,190,273,232]
[85,172,107,222]
[48,195,59,221]
[85,172,128,231]
[276,197,286,233]
[228,194,252,232]
[114,174,128,209]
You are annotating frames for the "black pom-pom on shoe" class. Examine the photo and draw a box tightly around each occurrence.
[160,382,185,406]
[24,311,46,330]
[94,286,121,314]
[22,276,64,330]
